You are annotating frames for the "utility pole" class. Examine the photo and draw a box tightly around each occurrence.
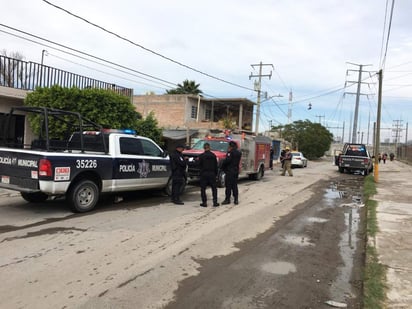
[345,62,373,143]
[327,123,345,143]
[287,90,293,124]
[249,62,273,135]
[374,69,383,182]
[392,119,403,150]
[315,115,325,125]
[366,111,371,145]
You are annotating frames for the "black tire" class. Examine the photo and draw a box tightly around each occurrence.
[217,171,226,188]
[364,168,369,176]
[21,192,48,203]
[256,165,264,180]
[67,179,99,213]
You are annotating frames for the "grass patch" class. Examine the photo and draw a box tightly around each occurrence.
[362,175,387,308]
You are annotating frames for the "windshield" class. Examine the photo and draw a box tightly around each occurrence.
[191,140,229,152]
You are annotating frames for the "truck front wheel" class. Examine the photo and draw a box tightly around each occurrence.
[21,192,48,203]
[68,179,99,213]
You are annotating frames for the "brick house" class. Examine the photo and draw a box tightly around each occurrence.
[133,94,255,149]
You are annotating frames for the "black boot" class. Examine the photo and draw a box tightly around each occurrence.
[222,199,230,205]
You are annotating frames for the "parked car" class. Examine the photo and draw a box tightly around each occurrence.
[291,151,308,168]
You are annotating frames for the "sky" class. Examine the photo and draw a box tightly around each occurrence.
[1,0,412,143]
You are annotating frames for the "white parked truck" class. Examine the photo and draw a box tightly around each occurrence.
[0,107,181,212]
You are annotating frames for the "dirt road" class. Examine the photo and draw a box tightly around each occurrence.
[0,159,364,308]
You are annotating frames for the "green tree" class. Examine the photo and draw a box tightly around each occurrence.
[135,112,163,145]
[166,79,203,95]
[25,85,142,138]
[275,120,333,159]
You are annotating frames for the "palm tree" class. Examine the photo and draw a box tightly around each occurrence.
[166,79,203,95]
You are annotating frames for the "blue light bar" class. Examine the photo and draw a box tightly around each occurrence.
[102,128,136,135]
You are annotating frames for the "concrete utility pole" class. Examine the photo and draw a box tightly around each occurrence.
[249,62,273,135]
[287,90,293,124]
[374,69,383,182]
[345,62,373,143]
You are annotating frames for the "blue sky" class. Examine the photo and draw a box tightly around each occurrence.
[1,0,411,142]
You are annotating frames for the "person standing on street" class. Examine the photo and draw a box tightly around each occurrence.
[170,144,187,205]
[198,143,219,207]
[221,141,242,205]
[280,148,286,169]
[281,147,293,176]
[269,147,274,170]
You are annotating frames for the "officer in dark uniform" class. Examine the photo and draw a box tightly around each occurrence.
[198,142,219,207]
[170,144,187,205]
[221,141,242,205]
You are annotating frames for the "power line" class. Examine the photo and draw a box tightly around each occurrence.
[46,52,169,91]
[380,0,395,70]
[42,0,255,92]
[0,24,177,88]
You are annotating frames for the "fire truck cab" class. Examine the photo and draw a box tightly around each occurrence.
[182,133,272,187]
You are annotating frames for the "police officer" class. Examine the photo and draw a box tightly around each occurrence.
[170,144,187,205]
[198,142,219,207]
[221,141,242,205]
[281,146,293,176]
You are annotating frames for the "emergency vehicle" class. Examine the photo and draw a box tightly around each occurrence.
[182,132,272,187]
[0,107,179,212]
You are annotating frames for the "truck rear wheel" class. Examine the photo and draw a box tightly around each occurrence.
[21,192,48,203]
[256,166,264,180]
[68,179,99,213]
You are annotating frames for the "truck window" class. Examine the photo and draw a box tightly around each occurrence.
[141,139,163,157]
[120,137,144,155]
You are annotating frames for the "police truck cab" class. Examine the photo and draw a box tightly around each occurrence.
[0,107,178,212]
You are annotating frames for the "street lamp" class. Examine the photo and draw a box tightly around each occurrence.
[41,50,48,66]
[39,50,48,87]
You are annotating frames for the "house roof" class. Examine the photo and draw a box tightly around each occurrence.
[186,95,256,106]
[162,129,198,140]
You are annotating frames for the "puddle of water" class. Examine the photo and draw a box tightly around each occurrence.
[325,180,362,301]
[307,217,329,223]
[261,261,296,275]
[281,234,313,246]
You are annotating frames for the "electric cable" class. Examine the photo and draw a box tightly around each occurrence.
[42,0,255,92]
[0,24,177,88]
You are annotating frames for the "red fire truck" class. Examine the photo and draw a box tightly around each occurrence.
[182,133,272,187]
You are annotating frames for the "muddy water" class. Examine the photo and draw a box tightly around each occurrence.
[166,177,365,308]
[327,178,364,302]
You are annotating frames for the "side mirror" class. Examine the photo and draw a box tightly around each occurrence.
[163,150,169,158]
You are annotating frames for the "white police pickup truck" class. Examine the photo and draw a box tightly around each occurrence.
[0,106,179,212]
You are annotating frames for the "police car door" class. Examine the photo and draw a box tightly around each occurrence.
[115,137,169,190]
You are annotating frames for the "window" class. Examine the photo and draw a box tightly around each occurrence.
[191,105,197,119]
[120,137,143,155]
[141,139,162,157]
[205,109,211,120]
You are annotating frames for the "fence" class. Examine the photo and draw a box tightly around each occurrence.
[396,145,412,164]
[0,55,133,97]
